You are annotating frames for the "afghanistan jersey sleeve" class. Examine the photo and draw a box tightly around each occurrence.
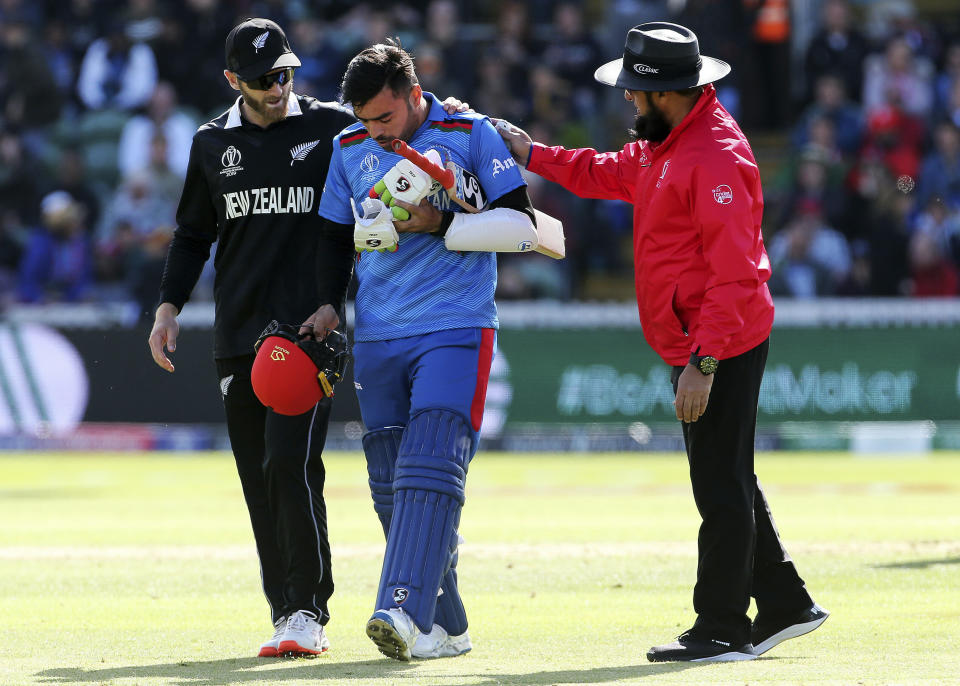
[469,117,526,203]
[316,133,357,225]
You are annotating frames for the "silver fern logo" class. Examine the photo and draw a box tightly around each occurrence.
[219,374,234,398]
[290,140,321,165]
[252,31,269,52]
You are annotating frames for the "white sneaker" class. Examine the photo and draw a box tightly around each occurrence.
[278,609,330,657]
[412,624,472,658]
[366,608,419,661]
[257,616,286,658]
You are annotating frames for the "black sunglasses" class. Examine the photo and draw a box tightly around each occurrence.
[243,67,294,91]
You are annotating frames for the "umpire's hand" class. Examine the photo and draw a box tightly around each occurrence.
[675,365,713,423]
[149,302,180,373]
[491,118,533,166]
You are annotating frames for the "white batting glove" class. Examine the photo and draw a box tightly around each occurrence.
[371,151,443,220]
[352,197,399,253]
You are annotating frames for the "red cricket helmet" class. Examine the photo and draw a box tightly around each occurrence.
[250,321,350,416]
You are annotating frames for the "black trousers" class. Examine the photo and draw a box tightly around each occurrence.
[216,355,334,625]
[671,339,812,644]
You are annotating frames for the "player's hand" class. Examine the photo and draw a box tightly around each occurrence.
[491,118,533,165]
[392,197,443,234]
[674,365,713,423]
[299,304,340,339]
[441,96,473,114]
[148,302,180,373]
[352,197,399,252]
[370,157,436,220]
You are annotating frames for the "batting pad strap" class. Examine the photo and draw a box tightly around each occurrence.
[399,408,475,468]
[395,456,466,504]
[444,207,539,253]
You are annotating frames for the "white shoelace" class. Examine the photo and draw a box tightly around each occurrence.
[286,609,319,632]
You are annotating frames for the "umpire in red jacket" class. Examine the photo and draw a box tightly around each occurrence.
[495,22,828,662]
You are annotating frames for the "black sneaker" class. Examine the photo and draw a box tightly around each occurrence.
[751,602,830,655]
[646,631,756,662]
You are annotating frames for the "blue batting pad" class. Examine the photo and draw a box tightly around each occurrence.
[363,427,404,536]
[376,409,474,633]
[364,423,469,634]
[434,524,468,635]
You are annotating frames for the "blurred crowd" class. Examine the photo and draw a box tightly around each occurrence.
[1,0,959,315]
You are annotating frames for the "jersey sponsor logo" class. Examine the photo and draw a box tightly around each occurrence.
[491,157,516,177]
[360,153,380,173]
[220,146,244,177]
[428,165,486,212]
[712,184,733,204]
[392,588,409,604]
[633,63,660,74]
[252,31,269,52]
[270,345,290,361]
[222,186,316,218]
[290,140,321,165]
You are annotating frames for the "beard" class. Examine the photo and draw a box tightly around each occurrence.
[629,95,672,143]
[241,83,290,124]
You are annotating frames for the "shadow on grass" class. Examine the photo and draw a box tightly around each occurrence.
[35,657,415,685]
[467,662,713,684]
[872,556,960,569]
[36,657,714,685]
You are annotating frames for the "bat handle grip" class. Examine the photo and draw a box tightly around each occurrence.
[391,139,455,189]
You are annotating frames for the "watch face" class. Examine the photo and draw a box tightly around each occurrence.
[699,356,719,374]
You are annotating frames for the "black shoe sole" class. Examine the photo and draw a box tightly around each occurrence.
[753,610,830,655]
[647,650,757,663]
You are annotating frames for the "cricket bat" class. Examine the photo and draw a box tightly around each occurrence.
[391,139,566,259]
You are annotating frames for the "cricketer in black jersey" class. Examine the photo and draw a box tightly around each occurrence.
[160,91,355,358]
[148,16,357,659]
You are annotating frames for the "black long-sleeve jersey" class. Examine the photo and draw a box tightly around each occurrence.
[159,93,356,358]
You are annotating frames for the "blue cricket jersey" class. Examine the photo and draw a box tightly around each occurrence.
[318,93,526,342]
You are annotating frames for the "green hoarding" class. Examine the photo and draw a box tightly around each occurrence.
[494,328,958,425]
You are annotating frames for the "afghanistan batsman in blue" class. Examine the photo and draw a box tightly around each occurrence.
[308,40,540,661]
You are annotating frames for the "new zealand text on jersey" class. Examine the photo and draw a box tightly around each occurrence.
[223,186,315,218]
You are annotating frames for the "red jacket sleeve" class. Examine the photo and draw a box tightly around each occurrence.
[527,142,640,203]
[689,155,772,358]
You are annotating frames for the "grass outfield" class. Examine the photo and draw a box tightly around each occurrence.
[1,451,959,686]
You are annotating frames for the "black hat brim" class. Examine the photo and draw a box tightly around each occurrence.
[594,54,730,91]
[235,52,302,81]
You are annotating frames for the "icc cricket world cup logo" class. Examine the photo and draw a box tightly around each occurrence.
[222,146,242,168]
